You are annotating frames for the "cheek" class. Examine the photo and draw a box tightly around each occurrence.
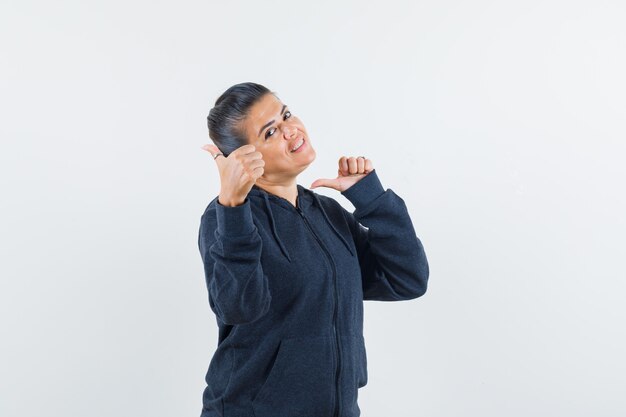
[266,146,285,162]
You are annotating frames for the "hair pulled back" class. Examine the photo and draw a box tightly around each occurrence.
[207,82,275,157]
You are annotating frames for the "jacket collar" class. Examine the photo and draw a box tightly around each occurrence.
[249,183,313,211]
[247,184,355,262]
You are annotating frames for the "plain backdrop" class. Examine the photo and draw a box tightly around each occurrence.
[1,0,625,416]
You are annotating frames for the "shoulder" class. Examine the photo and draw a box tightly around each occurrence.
[306,189,351,221]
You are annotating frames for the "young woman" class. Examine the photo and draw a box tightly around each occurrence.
[198,82,429,417]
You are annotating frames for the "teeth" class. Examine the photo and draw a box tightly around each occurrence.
[291,138,304,152]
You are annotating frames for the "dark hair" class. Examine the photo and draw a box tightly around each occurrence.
[207,82,275,157]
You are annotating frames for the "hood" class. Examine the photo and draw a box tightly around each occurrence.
[247,184,355,263]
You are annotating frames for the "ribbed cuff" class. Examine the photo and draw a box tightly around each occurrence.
[340,169,385,210]
[215,197,256,237]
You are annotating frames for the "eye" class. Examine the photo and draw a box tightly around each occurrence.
[265,111,293,140]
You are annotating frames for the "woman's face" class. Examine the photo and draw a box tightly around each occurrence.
[241,93,316,181]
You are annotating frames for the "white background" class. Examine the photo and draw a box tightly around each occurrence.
[1,1,625,416]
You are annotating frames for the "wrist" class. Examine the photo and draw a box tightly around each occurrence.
[219,195,245,207]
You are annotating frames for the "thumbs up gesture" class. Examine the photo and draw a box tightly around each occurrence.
[310,156,373,192]
[201,143,265,207]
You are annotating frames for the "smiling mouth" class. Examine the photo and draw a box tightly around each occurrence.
[290,137,305,152]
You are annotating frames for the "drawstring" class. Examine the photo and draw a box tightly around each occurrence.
[310,194,355,257]
[255,188,355,262]
[262,193,292,262]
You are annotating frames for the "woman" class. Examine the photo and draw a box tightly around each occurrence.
[198,82,429,417]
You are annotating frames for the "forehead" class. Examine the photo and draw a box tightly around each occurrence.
[245,94,283,129]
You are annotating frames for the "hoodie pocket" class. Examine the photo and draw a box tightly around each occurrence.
[251,335,335,417]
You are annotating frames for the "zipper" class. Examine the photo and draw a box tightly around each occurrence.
[296,203,341,417]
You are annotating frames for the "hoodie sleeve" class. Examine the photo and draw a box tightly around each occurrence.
[340,169,429,301]
[198,197,272,325]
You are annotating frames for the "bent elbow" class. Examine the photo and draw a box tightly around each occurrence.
[405,280,428,300]
[404,269,429,300]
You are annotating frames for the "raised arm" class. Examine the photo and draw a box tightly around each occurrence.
[198,197,271,324]
[340,169,429,301]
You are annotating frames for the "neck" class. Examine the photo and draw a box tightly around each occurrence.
[254,177,299,208]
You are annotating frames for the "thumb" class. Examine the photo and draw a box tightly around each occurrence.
[201,144,225,163]
[310,178,341,191]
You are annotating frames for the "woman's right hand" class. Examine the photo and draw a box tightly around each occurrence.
[201,143,265,207]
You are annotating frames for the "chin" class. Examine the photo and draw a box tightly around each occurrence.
[296,149,316,171]
[305,146,316,162]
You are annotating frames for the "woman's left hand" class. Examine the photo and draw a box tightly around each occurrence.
[310,156,374,192]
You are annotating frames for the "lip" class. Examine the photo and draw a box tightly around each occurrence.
[290,136,306,153]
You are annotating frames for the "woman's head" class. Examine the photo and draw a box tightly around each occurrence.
[207,82,315,183]
[207,82,270,158]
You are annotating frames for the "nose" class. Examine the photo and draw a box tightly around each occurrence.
[283,125,298,139]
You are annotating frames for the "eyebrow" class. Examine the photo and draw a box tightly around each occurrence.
[258,104,287,138]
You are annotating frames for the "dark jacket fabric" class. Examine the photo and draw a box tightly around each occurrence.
[197,169,429,417]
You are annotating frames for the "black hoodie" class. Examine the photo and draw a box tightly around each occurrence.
[198,169,429,417]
